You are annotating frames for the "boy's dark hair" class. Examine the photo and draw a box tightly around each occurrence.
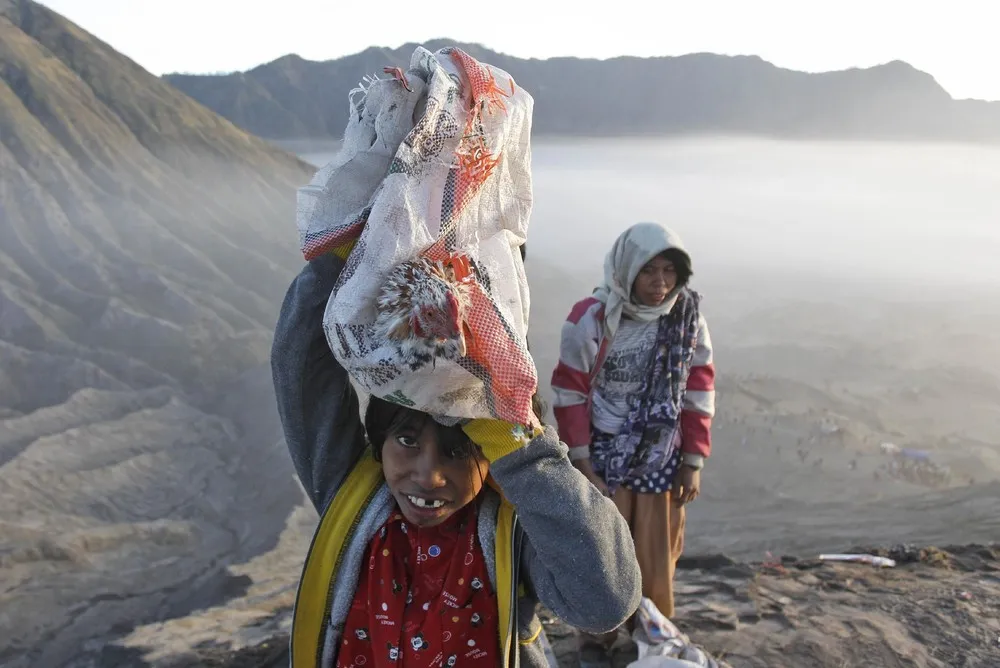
[662,248,693,286]
[365,393,547,462]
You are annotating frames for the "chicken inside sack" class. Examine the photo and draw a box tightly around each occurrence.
[374,255,474,370]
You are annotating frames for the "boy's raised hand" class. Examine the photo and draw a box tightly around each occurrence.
[462,419,543,463]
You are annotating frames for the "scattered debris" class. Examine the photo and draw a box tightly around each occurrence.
[759,551,788,575]
[818,553,896,568]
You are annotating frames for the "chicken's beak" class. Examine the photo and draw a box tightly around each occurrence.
[457,332,467,358]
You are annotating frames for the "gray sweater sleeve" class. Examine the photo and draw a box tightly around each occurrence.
[270,255,367,513]
[488,427,642,633]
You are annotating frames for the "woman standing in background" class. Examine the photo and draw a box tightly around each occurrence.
[551,221,715,661]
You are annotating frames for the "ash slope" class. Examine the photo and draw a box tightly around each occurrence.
[0,1,315,666]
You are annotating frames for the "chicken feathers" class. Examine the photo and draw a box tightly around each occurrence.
[374,255,473,371]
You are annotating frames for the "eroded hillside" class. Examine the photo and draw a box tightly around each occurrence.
[0,1,316,665]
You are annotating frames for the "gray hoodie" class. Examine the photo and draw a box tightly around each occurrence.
[271,253,642,668]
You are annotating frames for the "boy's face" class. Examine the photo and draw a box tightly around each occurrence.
[381,421,489,527]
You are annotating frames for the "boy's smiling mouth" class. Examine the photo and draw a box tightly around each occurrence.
[397,491,455,526]
[406,495,446,509]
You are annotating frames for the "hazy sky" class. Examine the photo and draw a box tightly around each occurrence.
[43,0,999,101]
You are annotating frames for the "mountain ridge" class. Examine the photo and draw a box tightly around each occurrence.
[164,39,1000,142]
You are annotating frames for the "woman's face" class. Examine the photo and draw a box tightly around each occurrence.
[632,253,678,307]
[381,420,490,527]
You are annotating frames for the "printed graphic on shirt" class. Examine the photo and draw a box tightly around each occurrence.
[336,504,498,668]
[591,319,659,435]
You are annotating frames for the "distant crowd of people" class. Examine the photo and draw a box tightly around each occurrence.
[879,456,952,488]
[774,437,958,490]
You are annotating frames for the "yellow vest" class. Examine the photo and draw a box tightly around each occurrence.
[289,452,519,668]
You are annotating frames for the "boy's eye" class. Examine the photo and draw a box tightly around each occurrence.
[396,434,419,449]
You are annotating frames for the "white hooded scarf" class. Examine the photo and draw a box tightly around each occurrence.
[592,222,692,340]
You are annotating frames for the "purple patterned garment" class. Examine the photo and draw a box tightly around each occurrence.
[590,290,701,495]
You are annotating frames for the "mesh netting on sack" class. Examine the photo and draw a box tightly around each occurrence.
[296,46,538,428]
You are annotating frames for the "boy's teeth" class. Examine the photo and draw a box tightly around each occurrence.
[407,495,445,509]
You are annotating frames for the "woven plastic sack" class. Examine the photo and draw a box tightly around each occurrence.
[629,598,725,668]
[296,46,538,427]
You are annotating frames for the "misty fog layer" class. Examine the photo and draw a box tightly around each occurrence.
[534,138,1000,288]
[297,137,1000,291]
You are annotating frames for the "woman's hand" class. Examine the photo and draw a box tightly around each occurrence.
[572,457,610,497]
[673,465,701,505]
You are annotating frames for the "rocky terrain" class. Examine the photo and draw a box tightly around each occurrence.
[96,542,1000,668]
[165,40,1000,142]
[0,1,314,665]
[672,544,1000,668]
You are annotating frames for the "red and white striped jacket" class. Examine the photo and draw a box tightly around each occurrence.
[550,295,716,468]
